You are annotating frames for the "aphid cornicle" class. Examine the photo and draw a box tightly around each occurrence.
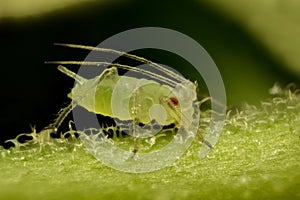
[45,43,211,154]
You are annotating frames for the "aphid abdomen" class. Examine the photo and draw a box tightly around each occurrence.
[69,67,121,117]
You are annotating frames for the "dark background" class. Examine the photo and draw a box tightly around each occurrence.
[0,0,299,148]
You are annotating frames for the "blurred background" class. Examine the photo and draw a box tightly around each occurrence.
[0,0,299,148]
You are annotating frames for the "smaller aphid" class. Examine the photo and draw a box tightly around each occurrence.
[45,43,211,154]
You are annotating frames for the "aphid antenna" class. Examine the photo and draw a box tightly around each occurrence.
[46,61,179,88]
[53,43,187,83]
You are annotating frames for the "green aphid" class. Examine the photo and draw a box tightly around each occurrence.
[45,44,211,153]
[66,66,181,126]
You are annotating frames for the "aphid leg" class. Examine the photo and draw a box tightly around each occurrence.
[130,117,140,157]
[132,134,139,155]
[43,66,82,134]
[161,95,214,149]
[203,140,213,149]
[43,102,76,134]
[130,89,140,157]
[197,97,214,149]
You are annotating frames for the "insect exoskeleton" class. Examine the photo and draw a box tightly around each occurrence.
[45,43,207,154]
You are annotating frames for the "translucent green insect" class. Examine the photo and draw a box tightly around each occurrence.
[45,43,211,154]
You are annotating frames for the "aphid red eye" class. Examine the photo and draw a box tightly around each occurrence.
[169,97,179,106]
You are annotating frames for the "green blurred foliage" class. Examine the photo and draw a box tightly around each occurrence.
[0,0,97,18]
[201,0,300,77]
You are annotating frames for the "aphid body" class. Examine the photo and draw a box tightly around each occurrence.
[46,43,206,154]
[67,66,182,127]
